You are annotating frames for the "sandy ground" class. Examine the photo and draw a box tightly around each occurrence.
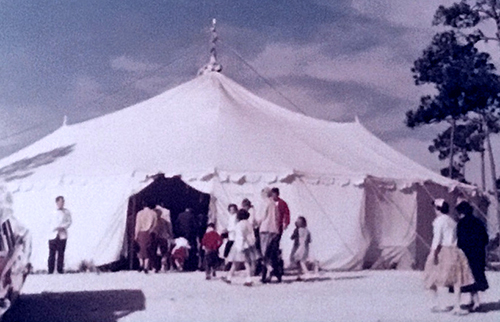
[2,270,499,322]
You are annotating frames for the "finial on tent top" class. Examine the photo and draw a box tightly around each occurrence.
[354,115,360,123]
[197,18,223,76]
[62,115,68,127]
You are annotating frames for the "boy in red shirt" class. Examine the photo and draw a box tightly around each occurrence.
[202,223,223,280]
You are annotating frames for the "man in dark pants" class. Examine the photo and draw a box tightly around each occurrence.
[48,196,72,274]
[175,208,198,271]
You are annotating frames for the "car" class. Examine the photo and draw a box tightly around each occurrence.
[0,186,32,317]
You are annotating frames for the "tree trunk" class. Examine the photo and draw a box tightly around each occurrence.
[484,118,500,233]
[481,149,486,191]
[449,119,456,179]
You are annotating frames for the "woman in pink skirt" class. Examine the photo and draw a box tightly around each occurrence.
[424,199,474,315]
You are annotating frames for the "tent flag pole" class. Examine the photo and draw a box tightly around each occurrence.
[197,18,222,76]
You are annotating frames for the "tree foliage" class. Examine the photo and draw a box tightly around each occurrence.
[406,30,500,128]
[434,0,500,43]
[429,122,484,166]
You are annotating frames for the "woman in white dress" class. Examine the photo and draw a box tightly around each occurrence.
[423,199,474,315]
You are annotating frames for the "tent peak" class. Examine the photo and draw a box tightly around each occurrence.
[197,18,223,76]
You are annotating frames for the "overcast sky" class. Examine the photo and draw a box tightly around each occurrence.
[1,0,497,187]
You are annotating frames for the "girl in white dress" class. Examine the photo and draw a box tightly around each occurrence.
[224,209,255,286]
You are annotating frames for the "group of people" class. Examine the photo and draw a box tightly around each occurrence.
[134,202,175,273]
[47,186,317,284]
[209,187,316,286]
[48,191,490,304]
[424,198,489,316]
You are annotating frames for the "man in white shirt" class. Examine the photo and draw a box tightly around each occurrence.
[48,196,72,274]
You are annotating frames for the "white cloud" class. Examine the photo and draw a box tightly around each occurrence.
[110,55,159,73]
[352,0,457,29]
[250,42,428,103]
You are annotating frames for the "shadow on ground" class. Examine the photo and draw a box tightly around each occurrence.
[281,276,333,284]
[2,289,145,322]
[333,275,367,281]
[477,301,500,313]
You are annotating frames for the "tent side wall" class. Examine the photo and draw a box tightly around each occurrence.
[7,175,141,271]
[201,175,370,270]
[363,178,418,270]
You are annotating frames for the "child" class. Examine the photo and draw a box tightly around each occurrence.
[290,216,313,280]
[201,223,223,280]
[222,204,238,265]
[223,209,255,286]
[171,237,190,271]
[424,199,474,315]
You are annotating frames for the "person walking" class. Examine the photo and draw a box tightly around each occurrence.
[152,206,174,272]
[270,187,290,240]
[423,199,474,316]
[48,196,72,274]
[290,216,315,280]
[175,208,199,271]
[223,209,255,286]
[222,204,238,268]
[456,201,489,312]
[259,188,282,283]
[242,198,261,274]
[201,223,223,279]
[134,202,157,273]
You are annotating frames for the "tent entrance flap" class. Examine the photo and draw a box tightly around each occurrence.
[125,174,210,270]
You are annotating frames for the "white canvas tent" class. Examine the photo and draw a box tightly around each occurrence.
[0,70,482,272]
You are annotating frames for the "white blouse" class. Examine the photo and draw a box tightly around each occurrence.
[430,214,457,250]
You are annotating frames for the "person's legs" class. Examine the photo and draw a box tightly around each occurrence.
[471,292,481,311]
[244,261,252,286]
[48,239,57,274]
[259,232,274,282]
[205,253,211,279]
[299,260,310,277]
[225,261,236,283]
[452,282,468,315]
[56,238,67,274]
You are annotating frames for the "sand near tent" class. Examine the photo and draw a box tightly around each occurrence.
[3,270,499,322]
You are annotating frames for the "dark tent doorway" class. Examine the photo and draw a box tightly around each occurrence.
[125,174,210,271]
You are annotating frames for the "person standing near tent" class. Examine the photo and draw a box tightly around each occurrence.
[290,216,313,280]
[223,209,256,286]
[48,196,72,274]
[222,204,238,266]
[152,206,174,272]
[423,199,474,316]
[455,201,489,312]
[270,187,290,241]
[175,208,198,271]
[134,202,157,273]
[201,223,223,280]
[241,198,260,274]
[258,187,283,283]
